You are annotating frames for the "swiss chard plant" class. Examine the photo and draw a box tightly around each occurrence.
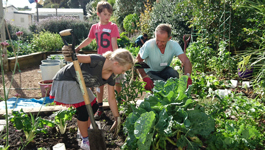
[9,109,53,142]
[122,76,215,150]
[52,108,76,134]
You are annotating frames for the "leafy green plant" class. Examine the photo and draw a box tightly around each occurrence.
[29,31,64,52]
[52,108,76,134]
[237,54,252,72]
[122,76,215,150]
[208,40,236,78]
[9,109,52,142]
[126,45,140,57]
[116,70,146,116]
[81,39,98,51]
[186,38,214,72]
[117,32,131,48]
[123,13,139,34]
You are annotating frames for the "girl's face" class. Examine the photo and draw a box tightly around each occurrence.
[113,62,131,75]
[97,8,111,25]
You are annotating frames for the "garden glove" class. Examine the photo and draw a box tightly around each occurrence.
[110,116,121,138]
[186,73,192,88]
[143,76,154,91]
[62,44,73,62]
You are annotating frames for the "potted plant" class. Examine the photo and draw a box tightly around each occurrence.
[237,54,253,79]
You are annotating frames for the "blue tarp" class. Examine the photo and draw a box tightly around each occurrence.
[0,97,54,109]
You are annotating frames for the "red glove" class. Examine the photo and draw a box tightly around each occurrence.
[143,77,154,91]
[187,77,192,88]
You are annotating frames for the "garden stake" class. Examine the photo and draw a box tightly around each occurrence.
[59,29,106,150]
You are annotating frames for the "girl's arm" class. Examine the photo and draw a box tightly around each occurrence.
[76,54,91,63]
[76,37,94,52]
[107,85,119,117]
[111,37,118,51]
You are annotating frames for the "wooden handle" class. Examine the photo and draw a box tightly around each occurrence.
[73,60,90,105]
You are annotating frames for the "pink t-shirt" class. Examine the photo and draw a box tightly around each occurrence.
[88,22,120,55]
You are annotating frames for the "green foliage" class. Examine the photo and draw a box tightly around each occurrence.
[53,108,76,134]
[113,0,156,29]
[139,0,152,35]
[186,38,214,72]
[122,76,215,149]
[208,41,236,78]
[117,32,131,48]
[81,39,98,51]
[9,109,53,142]
[126,45,140,57]
[116,70,146,116]
[5,22,33,42]
[6,40,35,57]
[148,0,190,47]
[29,31,64,52]
[203,94,265,149]
[123,14,139,34]
[29,16,92,44]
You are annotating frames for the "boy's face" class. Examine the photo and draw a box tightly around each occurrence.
[97,8,112,24]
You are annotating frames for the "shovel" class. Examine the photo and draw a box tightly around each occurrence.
[59,29,106,150]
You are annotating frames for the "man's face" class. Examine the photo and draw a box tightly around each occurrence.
[155,31,171,50]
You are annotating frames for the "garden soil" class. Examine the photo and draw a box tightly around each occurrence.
[0,109,126,150]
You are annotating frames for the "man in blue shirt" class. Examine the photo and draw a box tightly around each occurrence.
[135,33,148,47]
[136,24,192,91]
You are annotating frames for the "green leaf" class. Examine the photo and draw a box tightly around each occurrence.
[137,131,155,150]
[134,111,156,144]
[187,109,215,136]
[176,75,188,101]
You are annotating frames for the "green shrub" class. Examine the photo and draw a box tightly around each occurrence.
[5,22,33,42]
[117,32,131,48]
[29,31,64,52]
[29,16,92,44]
[148,0,190,47]
[81,39,98,51]
[6,40,35,57]
[123,13,139,34]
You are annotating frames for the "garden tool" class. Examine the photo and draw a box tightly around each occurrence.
[181,34,191,73]
[59,29,106,150]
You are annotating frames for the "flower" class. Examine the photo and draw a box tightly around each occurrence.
[16,31,24,37]
[2,54,4,57]
[14,93,21,98]
[0,41,9,48]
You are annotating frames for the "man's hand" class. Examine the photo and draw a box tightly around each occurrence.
[143,76,154,91]
[110,116,121,138]
[62,44,73,62]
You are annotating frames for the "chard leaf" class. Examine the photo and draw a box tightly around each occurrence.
[187,109,215,136]
[137,131,155,150]
[176,75,188,101]
[124,113,140,135]
[122,133,138,150]
[134,111,156,144]
[145,94,160,107]
[155,109,169,135]
[138,101,151,112]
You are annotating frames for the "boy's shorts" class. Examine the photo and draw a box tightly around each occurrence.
[115,74,125,84]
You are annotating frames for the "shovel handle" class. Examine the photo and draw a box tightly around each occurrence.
[63,29,98,130]
[72,60,98,130]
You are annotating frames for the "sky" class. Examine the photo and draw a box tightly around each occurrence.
[2,0,36,9]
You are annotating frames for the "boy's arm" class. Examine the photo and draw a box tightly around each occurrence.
[111,37,118,51]
[75,37,94,52]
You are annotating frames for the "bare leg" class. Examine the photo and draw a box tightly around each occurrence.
[77,120,88,138]
[96,85,104,104]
